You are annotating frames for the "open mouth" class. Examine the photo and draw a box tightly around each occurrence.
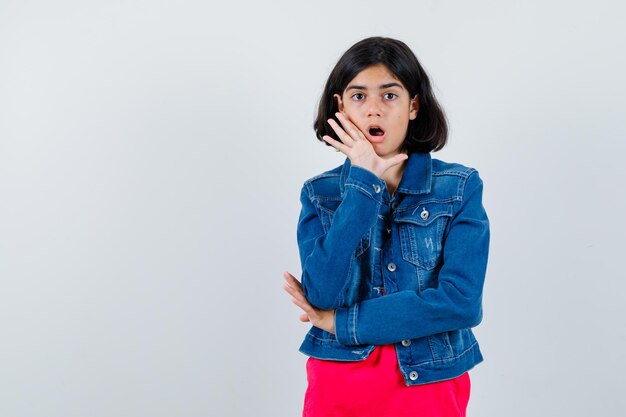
[369,127,385,137]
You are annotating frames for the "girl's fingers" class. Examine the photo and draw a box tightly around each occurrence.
[283,271,302,289]
[283,282,305,302]
[285,284,304,303]
[283,274,310,311]
[335,113,367,141]
[282,271,319,324]
[291,296,305,309]
[322,135,347,154]
[291,295,314,316]
[327,118,355,146]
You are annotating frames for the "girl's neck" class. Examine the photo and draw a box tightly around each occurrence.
[382,158,407,198]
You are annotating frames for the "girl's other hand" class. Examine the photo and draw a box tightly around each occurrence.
[322,112,408,178]
[282,271,335,334]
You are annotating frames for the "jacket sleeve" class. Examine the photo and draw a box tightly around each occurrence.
[334,170,490,346]
[297,165,385,310]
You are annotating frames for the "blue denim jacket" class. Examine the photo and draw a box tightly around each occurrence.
[296,151,490,385]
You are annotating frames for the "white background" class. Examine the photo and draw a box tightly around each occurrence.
[1,1,624,416]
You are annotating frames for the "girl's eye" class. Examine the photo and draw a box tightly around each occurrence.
[352,93,365,101]
[384,93,397,100]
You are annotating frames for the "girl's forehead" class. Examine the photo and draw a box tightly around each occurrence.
[346,64,404,89]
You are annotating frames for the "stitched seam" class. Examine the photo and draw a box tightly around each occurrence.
[432,170,471,178]
[410,340,480,366]
[456,174,466,197]
[304,182,314,201]
[305,172,341,184]
[306,333,337,342]
[311,196,343,202]
[318,205,338,215]
[395,198,457,212]
[344,183,377,201]
[335,259,354,307]
[396,212,451,226]
[352,304,359,345]
[300,347,376,361]
[455,170,476,203]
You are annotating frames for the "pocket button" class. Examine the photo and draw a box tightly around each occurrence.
[420,208,430,220]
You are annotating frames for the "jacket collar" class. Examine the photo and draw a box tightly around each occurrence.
[339,152,432,196]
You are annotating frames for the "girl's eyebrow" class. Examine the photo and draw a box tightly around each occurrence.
[346,82,405,91]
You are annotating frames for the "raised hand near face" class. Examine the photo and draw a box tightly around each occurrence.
[322,112,408,178]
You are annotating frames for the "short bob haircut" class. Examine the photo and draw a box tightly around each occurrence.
[314,37,448,153]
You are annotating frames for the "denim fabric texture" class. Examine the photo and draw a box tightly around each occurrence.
[296,151,490,385]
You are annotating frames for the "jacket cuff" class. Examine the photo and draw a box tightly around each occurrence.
[334,304,360,346]
[344,165,386,202]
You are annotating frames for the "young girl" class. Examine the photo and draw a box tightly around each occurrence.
[283,36,490,417]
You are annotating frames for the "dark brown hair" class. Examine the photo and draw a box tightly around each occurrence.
[314,37,448,153]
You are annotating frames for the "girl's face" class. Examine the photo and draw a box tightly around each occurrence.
[334,64,418,159]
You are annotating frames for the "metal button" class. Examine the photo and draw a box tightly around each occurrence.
[401,339,411,347]
[420,208,429,220]
[391,201,399,210]
[387,262,396,272]
[373,184,381,193]
[409,371,419,380]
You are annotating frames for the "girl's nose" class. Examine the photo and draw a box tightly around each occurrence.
[366,99,383,117]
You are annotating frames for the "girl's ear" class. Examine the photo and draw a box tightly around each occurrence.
[409,95,419,120]
[333,93,344,112]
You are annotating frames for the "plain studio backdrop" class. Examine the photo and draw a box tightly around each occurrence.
[1,1,624,416]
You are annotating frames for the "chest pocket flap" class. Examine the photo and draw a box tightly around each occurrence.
[394,202,453,269]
